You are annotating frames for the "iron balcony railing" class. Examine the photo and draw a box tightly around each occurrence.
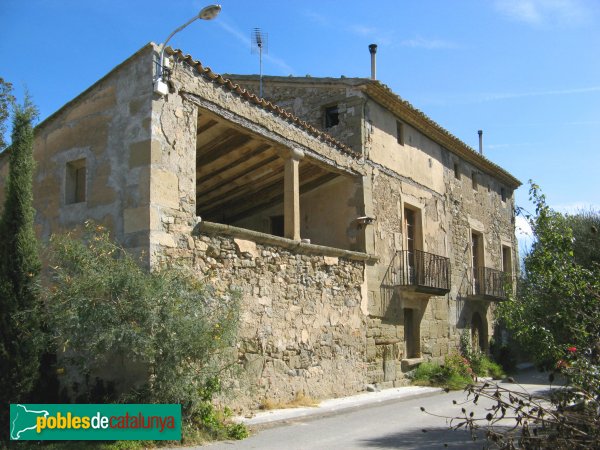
[470,266,511,300]
[389,250,450,294]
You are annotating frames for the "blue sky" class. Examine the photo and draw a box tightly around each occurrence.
[2,0,599,250]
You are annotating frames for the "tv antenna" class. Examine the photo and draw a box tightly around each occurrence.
[251,28,268,98]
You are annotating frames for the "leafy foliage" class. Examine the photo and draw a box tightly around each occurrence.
[460,332,506,380]
[0,97,43,441]
[412,354,474,390]
[45,222,243,431]
[498,182,600,367]
[568,208,600,268]
[422,182,600,449]
[0,77,15,150]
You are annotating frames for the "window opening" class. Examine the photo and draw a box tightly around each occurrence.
[66,159,86,204]
[324,105,339,128]
[396,121,404,145]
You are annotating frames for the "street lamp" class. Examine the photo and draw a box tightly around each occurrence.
[154,4,222,95]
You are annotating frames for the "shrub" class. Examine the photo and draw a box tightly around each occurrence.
[44,222,246,438]
[411,354,473,390]
[460,332,506,379]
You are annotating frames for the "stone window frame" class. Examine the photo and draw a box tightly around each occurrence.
[468,220,486,293]
[65,158,87,205]
[396,120,404,146]
[453,161,461,180]
[471,170,478,191]
[323,104,340,129]
[401,197,425,254]
[501,239,515,294]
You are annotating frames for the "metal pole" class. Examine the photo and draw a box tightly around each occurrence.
[259,45,263,98]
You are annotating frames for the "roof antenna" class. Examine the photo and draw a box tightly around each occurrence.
[251,28,268,98]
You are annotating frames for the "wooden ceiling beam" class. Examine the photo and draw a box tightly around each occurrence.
[197,132,253,167]
[197,144,274,186]
[198,167,283,208]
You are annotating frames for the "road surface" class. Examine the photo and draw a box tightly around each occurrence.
[196,370,555,449]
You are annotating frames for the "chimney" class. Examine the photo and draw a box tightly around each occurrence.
[369,44,377,80]
[478,130,483,154]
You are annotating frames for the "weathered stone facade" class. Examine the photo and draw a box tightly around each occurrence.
[182,224,367,407]
[0,43,520,407]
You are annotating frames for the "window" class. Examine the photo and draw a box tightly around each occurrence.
[471,171,478,191]
[404,308,420,358]
[471,232,484,294]
[501,187,507,202]
[454,162,460,180]
[404,206,423,284]
[270,215,284,237]
[66,159,86,204]
[324,105,339,128]
[396,121,404,145]
[502,245,512,276]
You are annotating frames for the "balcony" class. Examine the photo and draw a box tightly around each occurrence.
[387,250,450,296]
[467,267,511,301]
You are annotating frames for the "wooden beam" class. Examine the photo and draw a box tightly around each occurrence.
[197,132,253,167]
[205,172,339,224]
[196,144,274,187]
[196,165,283,205]
[200,177,283,219]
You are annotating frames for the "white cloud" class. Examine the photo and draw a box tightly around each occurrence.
[552,202,600,214]
[399,36,458,50]
[348,24,394,46]
[478,86,600,102]
[216,20,295,74]
[303,10,329,27]
[494,0,591,26]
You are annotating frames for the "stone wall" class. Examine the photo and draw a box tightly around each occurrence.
[0,44,156,261]
[159,223,368,408]
[226,76,520,386]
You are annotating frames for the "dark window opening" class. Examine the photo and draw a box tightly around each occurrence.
[404,308,420,358]
[472,232,483,293]
[502,245,512,276]
[405,208,415,269]
[66,159,86,204]
[270,215,284,237]
[324,105,339,128]
[396,121,404,145]
[471,171,478,191]
[471,312,487,352]
[501,187,507,202]
[454,162,460,180]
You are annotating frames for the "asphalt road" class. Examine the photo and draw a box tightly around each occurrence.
[196,370,555,450]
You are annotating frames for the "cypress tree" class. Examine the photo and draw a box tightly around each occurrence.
[0,98,42,441]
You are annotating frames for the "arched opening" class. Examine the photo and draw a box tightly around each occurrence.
[471,312,487,352]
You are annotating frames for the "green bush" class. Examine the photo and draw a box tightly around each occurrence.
[44,222,246,439]
[460,332,506,379]
[411,354,473,390]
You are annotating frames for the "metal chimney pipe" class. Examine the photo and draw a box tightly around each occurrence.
[369,44,377,80]
[478,130,483,154]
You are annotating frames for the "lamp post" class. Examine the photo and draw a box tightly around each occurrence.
[154,4,222,95]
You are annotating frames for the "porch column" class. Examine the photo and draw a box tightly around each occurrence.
[284,148,303,240]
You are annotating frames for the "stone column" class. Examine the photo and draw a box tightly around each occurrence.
[283,148,304,240]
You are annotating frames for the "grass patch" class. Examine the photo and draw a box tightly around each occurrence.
[260,393,320,410]
[410,354,474,390]
[470,354,506,379]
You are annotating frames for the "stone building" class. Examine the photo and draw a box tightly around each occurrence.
[0,43,520,406]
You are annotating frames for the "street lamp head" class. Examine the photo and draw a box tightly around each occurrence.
[154,4,222,96]
[199,4,221,20]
